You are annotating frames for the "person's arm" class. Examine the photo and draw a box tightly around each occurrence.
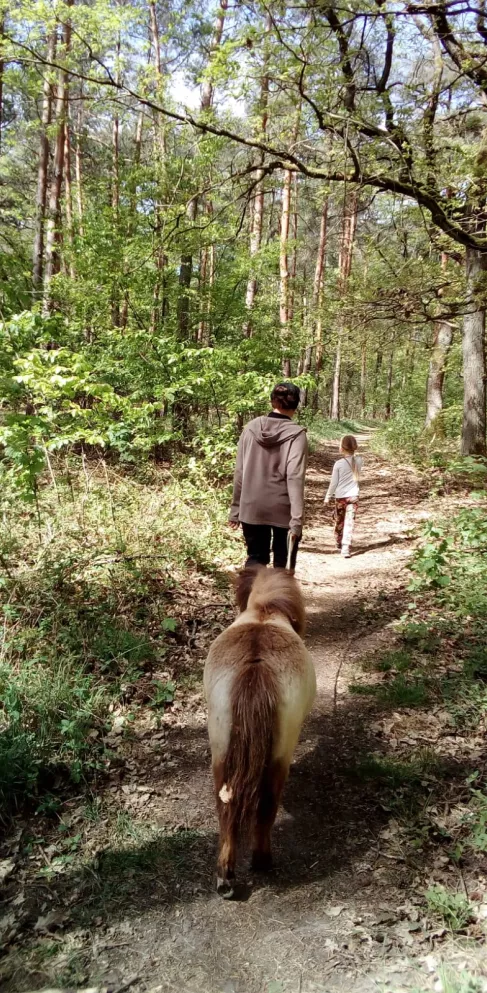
[286,432,308,537]
[229,432,245,524]
[324,462,339,502]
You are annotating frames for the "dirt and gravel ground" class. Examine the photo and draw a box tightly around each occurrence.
[2,438,486,993]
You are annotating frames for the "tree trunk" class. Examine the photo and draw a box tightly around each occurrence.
[33,30,57,295]
[360,339,367,418]
[120,111,144,330]
[43,10,72,314]
[461,246,487,455]
[280,106,301,373]
[309,197,328,408]
[177,196,197,340]
[200,0,228,111]
[279,167,292,365]
[288,173,299,324]
[331,191,357,420]
[243,15,270,338]
[385,348,394,420]
[149,1,168,334]
[64,111,75,278]
[372,349,383,419]
[75,90,84,236]
[0,19,5,156]
[425,322,454,429]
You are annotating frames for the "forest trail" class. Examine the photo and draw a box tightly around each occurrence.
[65,438,440,993]
[4,439,468,993]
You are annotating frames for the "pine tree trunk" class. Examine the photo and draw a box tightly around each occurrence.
[309,197,328,409]
[280,107,301,373]
[243,15,270,338]
[385,348,394,419]
[33,30,57,295]
[177,196,197,340]
[461,246,487,455]
[200,0,228,111]
[75,91,84,237]
[43,10,72,314]
[279,167,292,367]
[120,111,144,330]
[288,173,299,324]
[360,340,367,418]
[149,1,167,334]
[331,191,357,420]
[64,112,75,278]
[0,19,5,156]
[372,349,383,419]
[425,322,454,429]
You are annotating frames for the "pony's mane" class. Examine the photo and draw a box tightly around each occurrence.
[234,566,306,638]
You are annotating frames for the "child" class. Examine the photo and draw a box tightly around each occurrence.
[324,435,362,558]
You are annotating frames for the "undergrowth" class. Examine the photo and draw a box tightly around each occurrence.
[0,457,238,817]
[351,497,487,892]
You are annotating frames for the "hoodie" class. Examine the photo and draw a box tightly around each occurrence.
[229,415,308,535]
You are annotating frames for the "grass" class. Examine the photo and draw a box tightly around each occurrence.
[305,415,369,451]
[349,672,431,707]
[353,751,442,788]
[0,456,238,816]
[425,884,474,932]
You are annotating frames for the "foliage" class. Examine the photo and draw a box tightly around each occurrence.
[425,885,473,932]
[0,455,238,815]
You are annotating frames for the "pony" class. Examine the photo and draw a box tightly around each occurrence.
[203,566,316,897]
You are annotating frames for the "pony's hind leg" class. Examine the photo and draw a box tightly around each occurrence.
[251,759,288,872]
[216,817,237,898]
[213,761,237,898]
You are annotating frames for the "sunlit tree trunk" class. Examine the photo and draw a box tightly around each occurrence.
[149,1,168,334]
[64,109,75,279]
[385,348,394,420]
[331,191,357,420]
[177,196,197,340]
[33,30,57,295]
[425,322,454,429]
[43,9,72,314]
[288,173,299,325]
[461,246,487,455]
[243,15,270,338]
[308,198,328,408]
[0,19,5,156]
[74,90,84,237]
[280,107,300,374]
[360,339,367,418]
[372,348,383,419]
[121,110,144,330]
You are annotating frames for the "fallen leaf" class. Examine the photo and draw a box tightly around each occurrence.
[0,858,16,883]
[327,905,345,918]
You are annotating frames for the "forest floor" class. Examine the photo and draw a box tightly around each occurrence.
[2,438,487,993]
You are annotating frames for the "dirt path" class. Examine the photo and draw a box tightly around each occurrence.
[3,440,459,993]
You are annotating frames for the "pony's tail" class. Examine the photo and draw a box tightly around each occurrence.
[219,660,279,837]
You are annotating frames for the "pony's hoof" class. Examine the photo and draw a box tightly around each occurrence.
[217,876,236,899]
[251,851,273,872]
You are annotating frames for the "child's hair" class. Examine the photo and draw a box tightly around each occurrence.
[340,434,360,481]
[270,382,301,411]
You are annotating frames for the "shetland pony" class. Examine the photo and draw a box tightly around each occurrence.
[204,566,316,897]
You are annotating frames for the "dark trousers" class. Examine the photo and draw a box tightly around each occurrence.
[242,523,299,570]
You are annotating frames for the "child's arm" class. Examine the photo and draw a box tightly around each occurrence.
[324,462,339,503]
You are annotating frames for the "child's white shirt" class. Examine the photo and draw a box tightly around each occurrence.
[325,456,362,500]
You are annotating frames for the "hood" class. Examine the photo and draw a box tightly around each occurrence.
[247,416,306,448]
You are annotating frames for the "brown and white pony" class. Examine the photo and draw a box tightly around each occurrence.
[204,566,316,897]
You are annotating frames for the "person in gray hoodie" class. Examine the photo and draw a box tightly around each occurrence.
[229,382,308,570]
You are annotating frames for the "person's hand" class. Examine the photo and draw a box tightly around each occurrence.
[228,521,240,530]
[324,497,330,505]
